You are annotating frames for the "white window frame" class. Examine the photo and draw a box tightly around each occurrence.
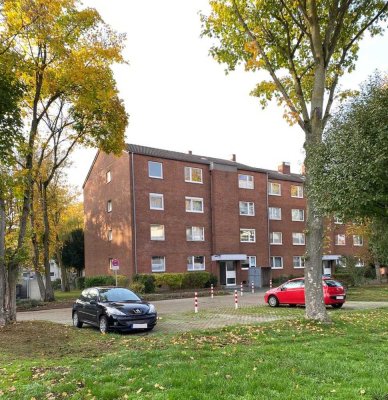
[269,207,282,220]
[106,170,111,183]
[238,174,254,189]
[291,209,305,221]
[151,256,166,272]
[185,197,204,213]
[335,234,346,246]
[239,201,255,216]
[291,185,303,198]
[334,216,343,224]
[270,232,282,245]
[148,161,163,179]
[150,224,165,241]
[149,193,164,210]
[240,228,256,243]
[184,166,203,184]
[270,256,283,269]
[353,235,363,246]
[355,259,365,268]
[187,256,205,271]
[186,226,205,241]
[268,182,281,196]
[108,229,112,241]
[292,232,305,245]
[107,200,112,213]
[241,256,257,270]
[293,256,305,269]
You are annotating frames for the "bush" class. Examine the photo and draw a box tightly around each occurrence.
[116,274,130,287]
[84,275,115,288]
[182,272,211,289]
[205,273,218,288]
[129,281,145,294]
[334,256,367,287]
[52,278,62,290]
[154,273,184,290]
[272,275,297,286]
[75,276,85,290]
[133,274,156,293]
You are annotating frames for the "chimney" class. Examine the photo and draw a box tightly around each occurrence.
[278,162,291,174]
[230,154,236,162]
[188,150,192,155]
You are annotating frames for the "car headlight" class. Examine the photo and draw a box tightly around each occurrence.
[105,307,126,316]
[147,304,156,314]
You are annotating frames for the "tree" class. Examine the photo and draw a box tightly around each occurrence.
[1,0,128,324]
[201,0,388,322]
[309,73,388,280]
[62,228,84,275]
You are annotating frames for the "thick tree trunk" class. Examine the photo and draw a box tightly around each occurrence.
[303,61,331,323]
[0,195,8,327]
[57,250,70,292]
[6,263,18,322]
[41,184,54,302]
[373,257,382,283]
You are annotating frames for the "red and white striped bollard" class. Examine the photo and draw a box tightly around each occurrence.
[234,289,238,309]
[194,292,198,313]
[240,282,243,297]
[270,279,273,288]
[251,281,254,294]
[211,284,214,299]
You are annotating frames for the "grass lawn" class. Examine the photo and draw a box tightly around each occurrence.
[1,308,388,399]
[346,284,388,302]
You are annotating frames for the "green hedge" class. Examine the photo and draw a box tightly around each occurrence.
[153,272,217,291]
[133,274,156,293]
[84,275,115,288]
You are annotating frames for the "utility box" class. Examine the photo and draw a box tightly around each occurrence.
[248,267,262,288]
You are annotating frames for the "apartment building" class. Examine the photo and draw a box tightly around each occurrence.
[83,144,365,286]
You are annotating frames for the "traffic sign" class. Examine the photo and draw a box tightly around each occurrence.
[111,258,120,270]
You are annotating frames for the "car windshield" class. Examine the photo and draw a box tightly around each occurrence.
[99,288,141,302]
[324,279,343,287]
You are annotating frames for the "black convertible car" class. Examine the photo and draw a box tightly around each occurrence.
[72,287,157,333]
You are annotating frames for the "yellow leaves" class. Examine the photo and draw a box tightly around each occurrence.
[136,388,143,394]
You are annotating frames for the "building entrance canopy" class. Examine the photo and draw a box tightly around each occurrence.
[322,255,341,261]
[211,254,247,261]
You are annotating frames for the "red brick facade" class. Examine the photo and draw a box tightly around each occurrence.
[83,144,366,285]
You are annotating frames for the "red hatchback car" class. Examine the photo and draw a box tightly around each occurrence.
[264,277,346,308]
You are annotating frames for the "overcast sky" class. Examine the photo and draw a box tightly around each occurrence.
[72,0,388,191]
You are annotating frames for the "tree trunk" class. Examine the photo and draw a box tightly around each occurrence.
[373,257,382,283]
[0,194,8,327]
[303,61,331,323]
[6,263,18,322]
[57,249,70,292]
[41,184,54,302]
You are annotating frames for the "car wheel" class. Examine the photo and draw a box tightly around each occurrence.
[331,303,343,309]
[268,295,279,307]
[99,316,109,334]
[72,311,83,328]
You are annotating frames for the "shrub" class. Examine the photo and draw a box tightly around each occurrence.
[84,275,115,288]
[129,281,145,294]
[182,272,211,289]
[116,274,130,287]
[205,273,218,288]
[133,274,156,293]
[52,278,62,290]
[272,275,296,286]
[75,276,85,290]
[155,273,184,290]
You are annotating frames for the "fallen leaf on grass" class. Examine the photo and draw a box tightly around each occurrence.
[136,388,143,394]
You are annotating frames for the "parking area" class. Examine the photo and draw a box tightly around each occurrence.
[17,292,388,334]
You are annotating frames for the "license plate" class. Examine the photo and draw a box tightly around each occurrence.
[336,296,344,299]
[133,323,147,329]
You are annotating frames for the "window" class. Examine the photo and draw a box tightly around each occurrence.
[148,161,163,179]
[185,197,204,213]
[149,193,164,210]
[270,256,283,269]
[151,256,166,272]
[239,201,255,216]
[335,234,346,245]
[241,256,256,269]
[353,235,363,246]
[334,216,343,224]
[108,229,112,241]
[291,185,303,198]
[238,174,254,189]
[240,228,256,243]
[293,256,305,268]
[292,233,305,245]
[268,182,281,196]
[356,259,365,267]
[106,171,111,183]
[107,200,112,213]
[187,256,205,271]
[269,207,281,220]
[185,167,203,183]
[292,209,305,221]
[270,232,282,245]
[150,224,165,241]
[186,226,204,241]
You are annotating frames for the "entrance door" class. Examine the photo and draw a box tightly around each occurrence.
[323,261,332,277]
[225,261,236,286]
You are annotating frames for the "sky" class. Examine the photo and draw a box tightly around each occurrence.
[71,0,388,191]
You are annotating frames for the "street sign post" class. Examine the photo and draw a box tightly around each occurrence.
[111,259,120,286]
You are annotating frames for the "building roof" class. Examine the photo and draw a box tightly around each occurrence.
[127,144,304,183]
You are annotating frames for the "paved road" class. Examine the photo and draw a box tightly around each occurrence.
[17,293,388,333]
